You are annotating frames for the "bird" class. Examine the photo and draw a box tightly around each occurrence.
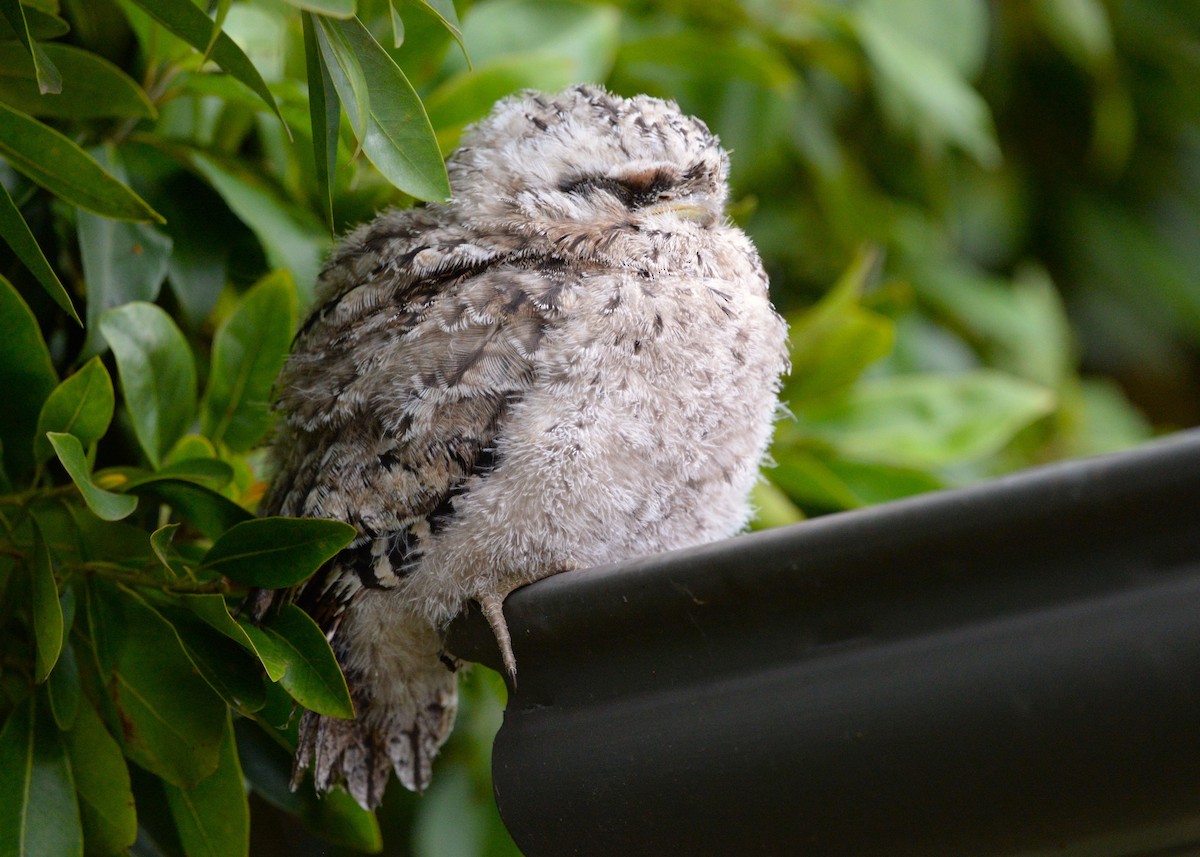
[255,84,789,811]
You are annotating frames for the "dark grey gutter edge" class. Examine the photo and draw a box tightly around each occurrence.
[448,429,1200,857]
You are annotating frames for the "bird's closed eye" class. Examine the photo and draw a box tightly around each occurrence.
[560,172,675,208]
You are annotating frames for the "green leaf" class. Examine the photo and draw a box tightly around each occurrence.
[164,714,249,857]
[0,274,57,478]
[797,371,1058,469]
[302,12,339,231]
[55,0,123,48]
[855,6,999,167]
[30,521,63,683]
[0,42,155,118]
[27,502,85,563]
[170,620,267,714]
[285,0,355,16]
[790,308,894,405]
[918,266,1074,391]
[99,302,197,469]
[86,580,226,787]
[184,594,257,643]
[201,517,356,588]
[0,0,61,94]
[388,1,404,47]
[164,433,220,466]
[47,634,81,730]
[149,522,182,573]
[78,210,173,356]
[412,762,495,857]
[0,696,84,857]
[316,15,449,202]
[0,3,68,39]
[126,478,252,540]
[772,440,946,513]
[418,0,467,63]
[60,503,154,567]
[859,0,990,78]
[48,432,139,521]
[787,246,877,353]
[240,603,354,718]
[458,0,619,83]
[312,786,385,850]
[127,778,188,857]
[0,102,163,221]
[65,697,137,857]
[199,0,232,65]
[782,247,894,405]
[78,146,173,357]
[34,356,114,466]
[748,478,805,530]
[183,592,280,682]
[134,456,235,491]
[769,448,864,512]
[313,14,370,152]
[0,700,34,854]
[219,4,286,88]
[200,270,298,451]
[232,719,307,815]
[189,153,327,302]
[0,179,79,323]
[1068,379,1153,458]
[151,170,233,330]
[124,0,286,130]
[821,455,945,506]
[117,0,192,67]
[145,593,267,713]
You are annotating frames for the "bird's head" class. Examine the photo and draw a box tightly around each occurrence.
[447,85,731,252]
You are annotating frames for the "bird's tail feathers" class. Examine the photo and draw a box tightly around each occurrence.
[291,664,457,810]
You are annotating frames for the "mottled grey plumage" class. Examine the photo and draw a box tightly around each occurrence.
[260,84,788,809]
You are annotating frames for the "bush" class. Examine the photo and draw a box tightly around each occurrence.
[0,1,1194,855]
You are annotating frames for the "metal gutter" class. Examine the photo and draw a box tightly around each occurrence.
[447,430,1200,857]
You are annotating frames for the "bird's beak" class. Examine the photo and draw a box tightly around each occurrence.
[642,196,718,226]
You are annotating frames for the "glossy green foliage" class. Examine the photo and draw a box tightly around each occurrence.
[0,177,373,857]
[162,714,250,857]
[100,303,196,467]
[202,517,356,589]
[199,271,298,451]
[0,0,1193,855]
[0,101,161,222]
[0,42,154,118]
[34,357,114,466]
[0,279,56,460]
[0,696,83,857]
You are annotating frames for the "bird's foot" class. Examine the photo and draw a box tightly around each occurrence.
[478,565,579,683]
[479,591,517,682]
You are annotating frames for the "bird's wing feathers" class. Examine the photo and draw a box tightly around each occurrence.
[258,211,565,641]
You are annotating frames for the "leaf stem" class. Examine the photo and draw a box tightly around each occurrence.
[0,535,229,595]
[62,560,230,595]
[0,484,76,507]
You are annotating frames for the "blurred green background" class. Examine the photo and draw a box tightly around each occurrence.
[1,0,1198,855]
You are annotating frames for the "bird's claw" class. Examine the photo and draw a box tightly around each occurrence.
[479,591,517,683]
